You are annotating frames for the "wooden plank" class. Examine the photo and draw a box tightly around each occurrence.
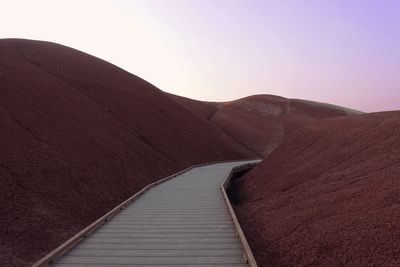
[55,255,246,264]
[67,249,243,257]
[109,218,229,222]
[75,237,239,244]
[85,233,236,239]
[96,228,235,234]
[52,264,248,267]
[71,242,242,250]
[99,225,233,230]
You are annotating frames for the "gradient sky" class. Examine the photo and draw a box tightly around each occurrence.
[1,0,399,112]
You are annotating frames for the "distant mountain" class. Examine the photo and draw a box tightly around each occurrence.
[172,94,361,156]
[0,39,255,266]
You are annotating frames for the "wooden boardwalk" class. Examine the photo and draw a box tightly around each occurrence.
[49,160,258,267]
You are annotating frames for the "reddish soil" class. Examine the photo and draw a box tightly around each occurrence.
[0,39,255,266]
[173,94,361,157]
[234,111,400,266]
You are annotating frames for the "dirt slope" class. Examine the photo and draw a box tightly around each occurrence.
[173,94,361,157]
[234,111,400,266]
[0,39,255,266]
[168,93,219,120]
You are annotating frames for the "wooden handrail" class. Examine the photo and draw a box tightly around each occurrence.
[33,158,259,266]
[220,161,260,267]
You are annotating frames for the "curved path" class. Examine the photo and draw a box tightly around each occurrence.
[49,160,259,266]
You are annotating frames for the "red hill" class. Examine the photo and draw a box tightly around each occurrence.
[234,111,400,266]
[0,39,255,266]
[172,94,361,156]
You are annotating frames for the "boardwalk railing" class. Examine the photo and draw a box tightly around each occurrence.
[221,162,259,267]
[33,159,260,266]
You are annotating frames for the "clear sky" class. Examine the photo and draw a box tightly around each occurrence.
[1,0,399,112]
